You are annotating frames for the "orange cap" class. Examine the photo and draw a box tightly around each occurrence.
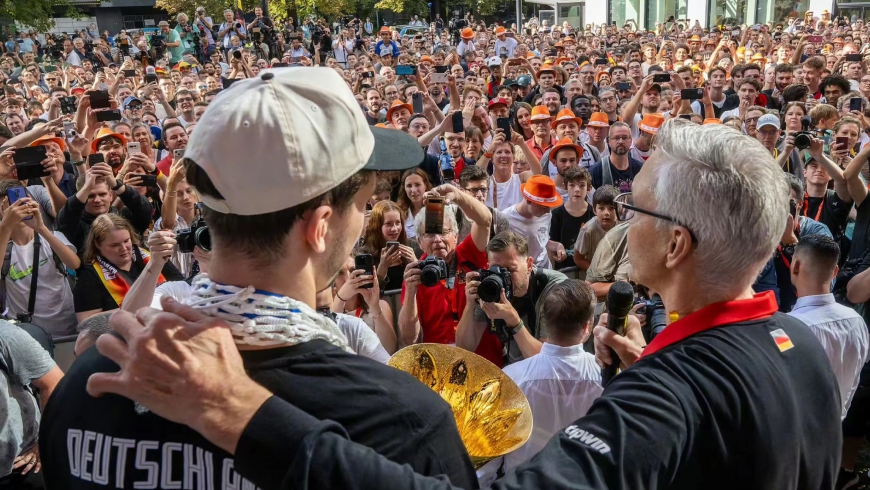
[461,28,474,39]
[30,135,65,152]
[420,55,433,63]
[551,108,583,129]
[703,118,721,125]
[550,137,584,159]
[91,127,127,152]
[587,112,610,127]
[530,105,552,121]
[386,99,414,120]
[638,113,665,134]
[596,71,610,83]
[526,52,538,59]
[379,26,390,34]
[496,26,506,35]
[521,175,563,207]
[536,63,556,77]
[689,35,701,41]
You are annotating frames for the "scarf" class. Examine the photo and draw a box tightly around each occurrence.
[94,247,164,307]
[186,276,351,351]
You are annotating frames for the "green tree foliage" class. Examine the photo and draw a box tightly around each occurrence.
[1,0,83,32]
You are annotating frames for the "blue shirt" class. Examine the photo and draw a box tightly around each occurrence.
[374,40,400,58]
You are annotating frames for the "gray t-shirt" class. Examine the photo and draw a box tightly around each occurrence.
[26,185,55,231]
[0,321,55,476]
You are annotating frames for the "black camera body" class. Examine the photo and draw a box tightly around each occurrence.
[794,115,815,150]
[638,294,667,343]
[477,265,512,303]
[177,206,211,253]
[417,257,448,287]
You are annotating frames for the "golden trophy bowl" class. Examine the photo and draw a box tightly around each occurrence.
[389,343,533,469]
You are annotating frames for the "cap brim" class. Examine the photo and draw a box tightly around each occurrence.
[364,126,425,171]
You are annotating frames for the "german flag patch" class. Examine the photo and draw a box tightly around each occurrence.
[770,329,794,352]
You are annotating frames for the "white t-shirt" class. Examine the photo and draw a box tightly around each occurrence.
[501,204,552,269]
[5,233,77,336]
[336,313,390,363]
[457,40,476,57]
[485,173,524,211]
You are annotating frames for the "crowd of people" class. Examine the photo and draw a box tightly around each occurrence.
[1,7,870,490]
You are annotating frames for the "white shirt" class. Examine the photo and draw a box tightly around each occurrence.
[332,39,354,63]
[457,40,475,57]
[336,313,390,363]
[494,37,518,58]
[789,293,870,419]
[501,204,552,269]
[485,173,523,211]
[478,343,603,486]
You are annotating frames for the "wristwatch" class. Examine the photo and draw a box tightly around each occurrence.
[111,178,123,191]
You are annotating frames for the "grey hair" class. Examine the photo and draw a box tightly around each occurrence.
[176,12,188,22]
[836,91,869,111]
[76,311,114,347]
[414,203,460,238]
[652,119,789,293]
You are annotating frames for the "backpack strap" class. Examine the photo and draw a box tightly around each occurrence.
[601,155,614,187]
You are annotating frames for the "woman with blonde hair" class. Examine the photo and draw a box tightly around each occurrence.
[74,214,183,321]
[362,200,417,291]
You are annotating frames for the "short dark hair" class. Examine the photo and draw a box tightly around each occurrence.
[782,83,810,104]
[593,185,619,207]
[540,279,596,339]
[775,63,794,75]
[743,63,762,74]
[161,121,185,146]
[795,234,840,275]
[486,230,529,257]
[739,78,762,92]
[185,161,374,268]
[563,165,591,186]
[459,165,488,187]
[804,56,825,71]
[820,74,851,95]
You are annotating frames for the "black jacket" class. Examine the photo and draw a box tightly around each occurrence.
[56,185,153,252]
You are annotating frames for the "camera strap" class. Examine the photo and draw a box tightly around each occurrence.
[26,238,40,319]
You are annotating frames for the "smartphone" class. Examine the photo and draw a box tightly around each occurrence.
[678,114,693,120]
[615,82,631,91]
[681,88,704,100]
[173,149,185,160]
[732,30,741,36]
[653,73,671,83]
[88,153,105,166]
[362,71,375,79]
[430,73,448,83]
[424,197,445,235]
[126,142,141,154]
[131,173,158,188]
[222,78,238,89]
[289,56,301,63]
[124,55,132,63]
[122,69,136,77]
[386,241,400,251]
[412,92,423,114]
[396,64,417,76]
[850,97,863,111]
[43,65,58,73]
[95,109,122,122]
[88,90,111,109]
[836,136,850,149]
[496,117,512,140]
[594,58,608,65]
[63,121,75,136]
[451,111,464,133]
[6,186,30,220]
[789,198,797,217]
[354,254,375,289]
[143,73,158,84]
[434,65,449,73]
[807,35,824,43]
[846,53,863,62]
[12,146,46,166]
[272,62,289,68]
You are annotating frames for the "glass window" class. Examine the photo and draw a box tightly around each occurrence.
[610,0,641,30]
[757,0,808,24]
[708,0,748,27]
[558,3,583,28]
[645,0,688,31]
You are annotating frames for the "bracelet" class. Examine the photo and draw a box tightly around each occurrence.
[484,151,494,158]
[509,319,525,335]
[336,291,349,302]
[164,191,177,198]
[370,310,383,320]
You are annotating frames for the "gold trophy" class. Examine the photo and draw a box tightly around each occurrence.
[389,344,533,469]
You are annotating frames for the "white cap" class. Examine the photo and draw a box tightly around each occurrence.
[756,114,780,130]
[184,67,423,216]
[486,56,502,66]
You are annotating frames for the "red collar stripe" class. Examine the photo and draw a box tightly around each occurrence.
[639,291,779,359]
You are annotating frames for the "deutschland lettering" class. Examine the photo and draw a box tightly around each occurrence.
[65,429,261,489]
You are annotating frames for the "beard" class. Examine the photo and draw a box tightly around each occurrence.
[612,145,628,156]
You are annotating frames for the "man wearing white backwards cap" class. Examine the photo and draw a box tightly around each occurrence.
[38,68,479,490]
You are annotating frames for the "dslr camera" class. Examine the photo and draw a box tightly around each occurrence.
[794,115,816,150]
[416,257,448,287]
[477,265,512,303]
[176,204,211,253]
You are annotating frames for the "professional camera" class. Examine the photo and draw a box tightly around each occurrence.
[638,293,667,343]
[177,205,211,253]
[416,257,448,287]
[794,115,815,150]
[182,24,193,33]
[234,22,243,30]
[477,265,512,303]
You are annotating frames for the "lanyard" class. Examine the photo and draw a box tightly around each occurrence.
[802,192,823,222]
[777,244,791,269]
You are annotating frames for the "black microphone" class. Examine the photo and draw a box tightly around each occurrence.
[601,280,635,386]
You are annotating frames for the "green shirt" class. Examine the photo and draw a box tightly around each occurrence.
[174,24,196,55]
[164,28,185,63]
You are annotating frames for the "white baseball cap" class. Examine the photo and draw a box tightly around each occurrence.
[756,114,781,130]
[184,67,424,216]
[486,56,502,67]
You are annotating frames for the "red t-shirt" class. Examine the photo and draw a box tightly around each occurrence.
[401,235,505,367]
[156,154,172,177]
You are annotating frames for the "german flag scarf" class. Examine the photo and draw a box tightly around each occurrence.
[93,246,165,307]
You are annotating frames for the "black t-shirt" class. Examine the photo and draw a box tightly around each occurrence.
[73,257,184,312]
[589,156,644,193]
[549,203,594,270]
[850,197,870,261]
[804,190,851,239]
[39,339,478,490]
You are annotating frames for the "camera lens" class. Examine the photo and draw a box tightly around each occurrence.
[478,275,503,303]
[794,133,812,150]
[195,226,211,252]
[420,265,439,287]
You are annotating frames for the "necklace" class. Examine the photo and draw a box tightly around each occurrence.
[187,276,351,350]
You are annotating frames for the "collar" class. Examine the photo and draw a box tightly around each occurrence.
[792,293,835,311]
[540,342,586,357]
[639,291,778,359]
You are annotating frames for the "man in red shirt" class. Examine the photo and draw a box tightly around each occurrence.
[399,182,502,364]
[156,122,189,176]
[525,105,553,161]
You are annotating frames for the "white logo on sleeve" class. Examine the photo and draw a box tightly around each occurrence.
[564,425,612,454]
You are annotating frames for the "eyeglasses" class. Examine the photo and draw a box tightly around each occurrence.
[615,193,695,240]
[176,97,194,103]
[421,229,454,240]
[464,186,488,195]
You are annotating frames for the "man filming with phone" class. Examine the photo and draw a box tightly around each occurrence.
[457,230,567,366]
